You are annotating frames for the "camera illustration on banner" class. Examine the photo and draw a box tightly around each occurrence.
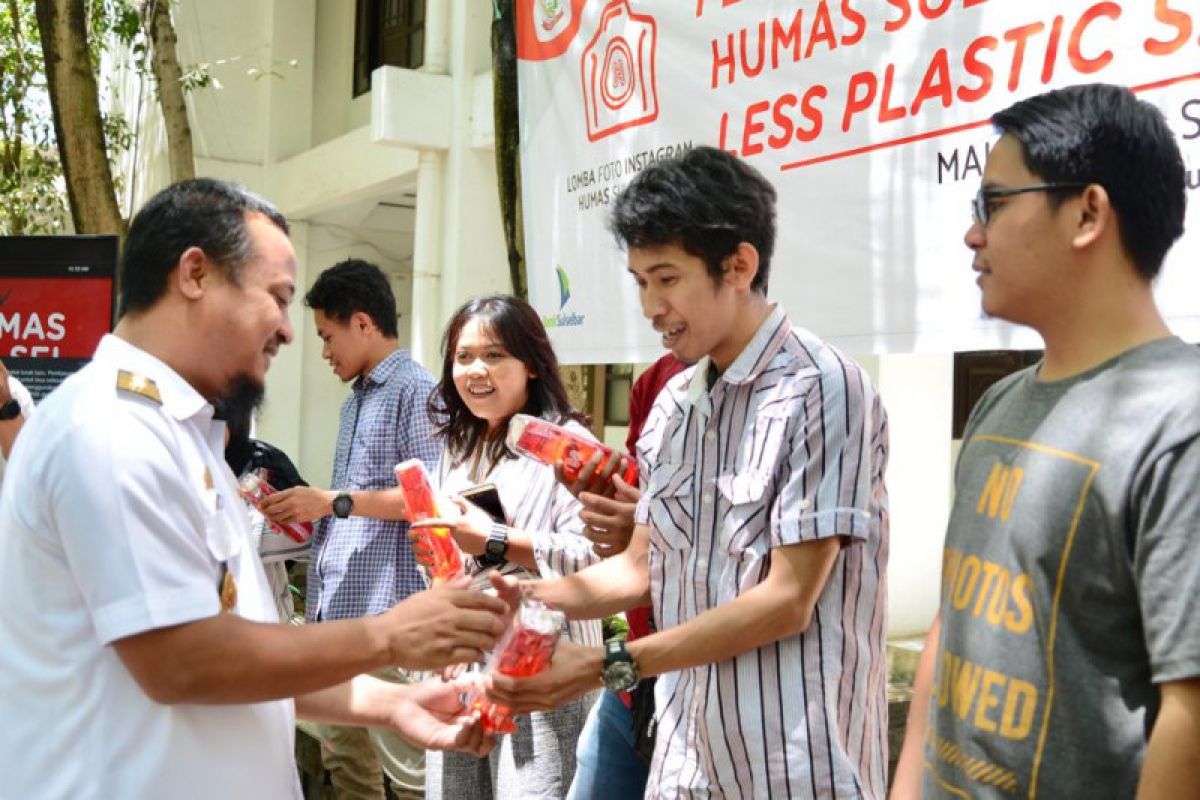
[580,0,658,142]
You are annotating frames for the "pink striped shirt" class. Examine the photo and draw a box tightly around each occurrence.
[635,305,890,798]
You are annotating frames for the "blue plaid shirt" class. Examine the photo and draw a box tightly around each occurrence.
[306,350,441,621]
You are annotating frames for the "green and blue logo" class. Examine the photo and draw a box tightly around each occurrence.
[543,264,585,329]
[556,265,571,310]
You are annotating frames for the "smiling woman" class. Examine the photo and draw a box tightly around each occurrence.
[422,294,603,800]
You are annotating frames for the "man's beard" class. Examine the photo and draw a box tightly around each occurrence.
[214,373,265,422]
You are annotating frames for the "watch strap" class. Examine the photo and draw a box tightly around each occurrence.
[476,521,510,567]
[602,637,639,692]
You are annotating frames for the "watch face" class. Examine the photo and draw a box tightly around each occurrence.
[603,661,638,692]
[332,494,353,518]
[0,398,20,421]
[485,538,507,558]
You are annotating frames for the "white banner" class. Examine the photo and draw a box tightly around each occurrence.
[516,0,1200,363]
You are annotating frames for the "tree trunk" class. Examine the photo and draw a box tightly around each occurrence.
[34,0,124,234]
[492,0,526,298]
[141,0,193,182]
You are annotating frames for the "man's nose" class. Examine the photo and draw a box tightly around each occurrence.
[964,219,985,251]
[640,287,665,319]
[279,315,294,345]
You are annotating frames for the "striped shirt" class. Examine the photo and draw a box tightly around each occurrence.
[635,305,890,799]
[437,418,603,648]
[307,349,441,621]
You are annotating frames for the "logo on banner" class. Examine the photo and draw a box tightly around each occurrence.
[543,265,585,329]
[580,0,659,142]
[536,0,566,39]
[516,0,585,61]
[556,265,572,309]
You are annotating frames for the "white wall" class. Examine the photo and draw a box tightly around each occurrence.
[876,352,953,636]
[313,0,370,147]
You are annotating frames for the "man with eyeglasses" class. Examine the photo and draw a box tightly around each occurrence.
[891,83,1200,799]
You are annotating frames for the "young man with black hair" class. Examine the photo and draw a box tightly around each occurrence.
[0,180,507,797]
[261,257,440,800]
[490,146,891,798]
[891,83,1200,799]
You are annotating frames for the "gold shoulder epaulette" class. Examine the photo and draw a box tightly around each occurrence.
[116,370,162,405]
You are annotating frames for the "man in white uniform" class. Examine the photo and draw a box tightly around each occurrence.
[0,179,508,798]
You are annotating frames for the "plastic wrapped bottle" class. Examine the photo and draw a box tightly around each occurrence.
[507,413,638,485]
[394,459,465,583]
[466,598,565,734]
[237,469,314,544]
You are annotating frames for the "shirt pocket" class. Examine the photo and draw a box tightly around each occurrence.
[645,461,694,551]
[348,425,399,490]
[716,469,771,560]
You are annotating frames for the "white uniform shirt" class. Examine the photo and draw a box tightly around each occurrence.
[0,335,300,799]
[635,305,890,799]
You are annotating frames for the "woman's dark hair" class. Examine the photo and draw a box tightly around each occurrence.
[429,294,586,468]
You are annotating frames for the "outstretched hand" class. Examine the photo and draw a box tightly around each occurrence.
[379,576,509,670]
[485,639,605,714]
[259,486,335,524]
[387,676,495,756]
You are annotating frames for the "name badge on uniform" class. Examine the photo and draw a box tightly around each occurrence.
[217,561,237,613]
[201,466,222,513]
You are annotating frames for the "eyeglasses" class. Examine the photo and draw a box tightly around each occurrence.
[971,182,1088,227]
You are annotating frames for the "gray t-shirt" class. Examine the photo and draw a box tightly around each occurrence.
[925,337,1200,799]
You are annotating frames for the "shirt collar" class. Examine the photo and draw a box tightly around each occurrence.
[353,349,407,392]
[685,304,791,404]
[93,334,211,422]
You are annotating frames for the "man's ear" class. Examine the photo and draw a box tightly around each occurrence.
[350,310,376,336]
[176,246,210,300]
[1070,183,1111,252]
[722,242,760,290]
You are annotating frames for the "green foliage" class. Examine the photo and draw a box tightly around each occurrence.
[0,0,65,234]
[602,614,630,643]
[0,0,140,234]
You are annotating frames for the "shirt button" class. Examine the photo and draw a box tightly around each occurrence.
[696,558,707,569]
[702,492,713,504]
[705,430,717,442]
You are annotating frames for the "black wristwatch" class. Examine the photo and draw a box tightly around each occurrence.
[475,522,510,568]
[602,638,639,692]
[0,398,20,421]
[331,492,354,519]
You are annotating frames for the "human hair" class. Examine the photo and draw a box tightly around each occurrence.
[992,83,1185,280]
[304,259,399,338]
[214,377,264,476]
[429,294,586,468]
[609,145,777,292]
[119,178,289,316]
